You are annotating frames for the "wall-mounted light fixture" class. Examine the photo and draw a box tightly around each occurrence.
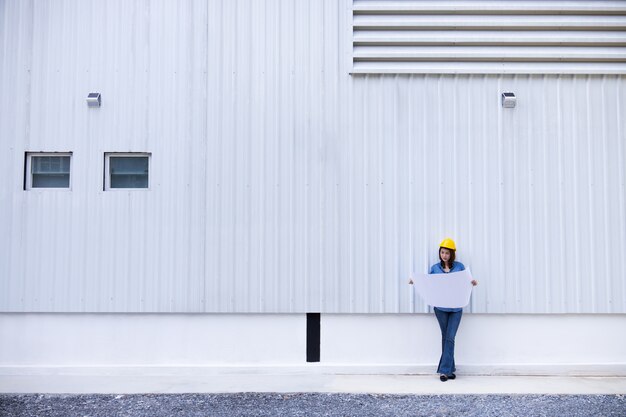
[87,93,101,108]
[501,92,516,108]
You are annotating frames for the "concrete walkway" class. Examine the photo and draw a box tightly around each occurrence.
[2,374,626,395]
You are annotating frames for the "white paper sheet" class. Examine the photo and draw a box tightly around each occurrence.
[411,269,474,308]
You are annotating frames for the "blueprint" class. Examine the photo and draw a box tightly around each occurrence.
[411,269,474,308]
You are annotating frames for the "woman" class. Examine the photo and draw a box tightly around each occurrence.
[430,238,478,382]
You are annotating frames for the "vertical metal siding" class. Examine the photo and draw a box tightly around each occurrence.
[0,0,209,313]
[0,0,625,313]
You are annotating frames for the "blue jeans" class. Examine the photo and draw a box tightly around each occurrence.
[434,307,463,375]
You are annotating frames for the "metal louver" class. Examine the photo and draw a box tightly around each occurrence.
[352,1,626,74]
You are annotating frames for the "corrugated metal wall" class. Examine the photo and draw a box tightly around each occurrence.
[352,0,626,74]
[1,0,625,313]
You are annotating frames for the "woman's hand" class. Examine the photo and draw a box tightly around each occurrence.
[471,280,479,286]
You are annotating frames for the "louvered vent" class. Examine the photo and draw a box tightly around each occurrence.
[352,1,626,74]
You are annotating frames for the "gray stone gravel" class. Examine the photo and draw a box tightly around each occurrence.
[1,393,625,417]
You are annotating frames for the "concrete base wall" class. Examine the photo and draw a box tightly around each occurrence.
[323,313,626,376]
[1,313,625,376]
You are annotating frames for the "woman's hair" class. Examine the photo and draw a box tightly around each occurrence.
[439,247,455,269]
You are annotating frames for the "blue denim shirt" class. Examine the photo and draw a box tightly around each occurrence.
[429,261,465,312]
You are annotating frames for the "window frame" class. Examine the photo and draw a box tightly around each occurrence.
[104,152,152,191]
[25,152,73,191]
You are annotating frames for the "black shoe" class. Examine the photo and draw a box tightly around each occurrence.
[440,374,448,382]
[447,373,456,380]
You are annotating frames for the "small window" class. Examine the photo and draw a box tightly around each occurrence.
[25,152,72,190]
[105,153,151,190]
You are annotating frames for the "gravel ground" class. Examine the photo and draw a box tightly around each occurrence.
[1,393,625,417]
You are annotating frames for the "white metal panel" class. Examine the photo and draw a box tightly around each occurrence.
[353,31,626,46]
[1,0,625,314]
[353,15,626,29]
[352,1,626,14]
[351,61,626,74]
[0,0,208,313]
[353,46,626,60]
[352,0,626,74]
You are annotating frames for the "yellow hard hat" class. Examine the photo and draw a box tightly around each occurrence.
[439,238,456,251]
